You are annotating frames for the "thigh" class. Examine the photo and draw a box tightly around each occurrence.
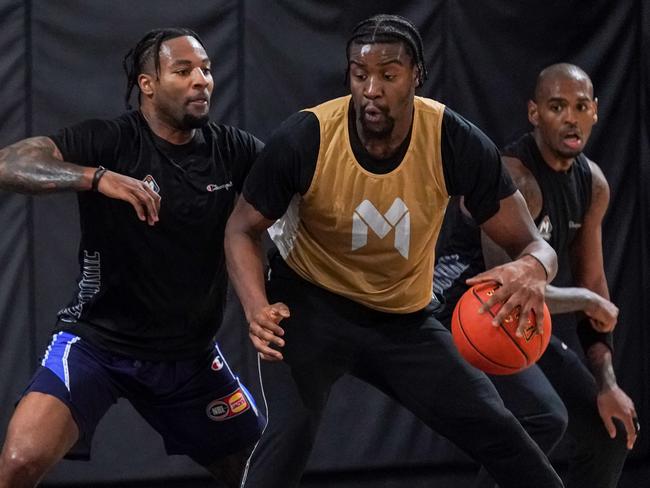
[359,314,506,429]
[356,314,564,488]
[239,266,355,488]
[1,392,78,480]
[23,332,120,460]
[129,343,265,467]
[489,365,567,423]
[538,337,601,427]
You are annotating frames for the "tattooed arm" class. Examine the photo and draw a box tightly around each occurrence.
[0,137,94,194]
[0,136,160,225]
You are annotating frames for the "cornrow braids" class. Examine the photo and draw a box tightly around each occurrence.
[346,14,428,87]
[122,27,205,109]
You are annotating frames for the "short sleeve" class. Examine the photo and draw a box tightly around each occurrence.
[441,108,516,224]
[242,111,320,220]
[49,119,123,170]
[221,126,264,194]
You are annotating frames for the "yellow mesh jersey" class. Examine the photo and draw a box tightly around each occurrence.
[269,95,449,313]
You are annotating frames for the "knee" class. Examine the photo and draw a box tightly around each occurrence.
[538,403,569,444]
[0,445,48,486]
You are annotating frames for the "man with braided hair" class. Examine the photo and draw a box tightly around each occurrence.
[0,28,263,487]
[226,14,563,488]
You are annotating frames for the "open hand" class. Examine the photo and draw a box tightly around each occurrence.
[466,255,547,337]
[248,302,290,361]
[97,170,161,225]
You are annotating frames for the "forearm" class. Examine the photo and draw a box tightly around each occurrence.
[544,285,594,314]
[516,238,558,283]
[586,341,617,391]
[224,228,270,321]
[0,137,93,194]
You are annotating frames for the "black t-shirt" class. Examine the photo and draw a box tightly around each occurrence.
[243,103,515,225]
[50,111,263,360]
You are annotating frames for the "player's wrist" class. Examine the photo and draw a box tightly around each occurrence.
[91,165,107,192]
[521,252,549,283]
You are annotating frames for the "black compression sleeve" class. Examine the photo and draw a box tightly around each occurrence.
[576,317,614,352]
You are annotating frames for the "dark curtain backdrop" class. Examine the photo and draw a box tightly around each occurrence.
[0,1,648,484]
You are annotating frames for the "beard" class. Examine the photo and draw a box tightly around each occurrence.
[358,111,395,140]
[180,112,210,129]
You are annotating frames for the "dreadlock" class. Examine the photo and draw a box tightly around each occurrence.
[122,27,205,110]
[346,14,428,87]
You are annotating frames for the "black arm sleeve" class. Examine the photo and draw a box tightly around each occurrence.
[440,108,516,224]
[242,111,320,220]
[49,119,123,170]
[576,317,614,352]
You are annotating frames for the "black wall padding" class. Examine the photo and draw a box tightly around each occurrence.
[0,1,647,484]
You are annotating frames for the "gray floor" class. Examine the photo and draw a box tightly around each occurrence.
[41,461,650,487]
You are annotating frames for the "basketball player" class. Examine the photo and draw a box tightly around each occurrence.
[434,63,638,488]
[0,28,264,487]
[225,14,564,488]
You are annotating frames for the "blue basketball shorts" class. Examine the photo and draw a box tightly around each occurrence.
[22,332,264,465]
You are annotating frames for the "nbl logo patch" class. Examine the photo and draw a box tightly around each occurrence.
[143,175,160,194]
[206,387,250,421]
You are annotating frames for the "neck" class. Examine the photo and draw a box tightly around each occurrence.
[533,131,575,173]
[355,107,414,160]
[140,105,195,145]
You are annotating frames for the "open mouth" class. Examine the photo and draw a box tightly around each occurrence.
[562,132,582,150]
[363,105,386,123]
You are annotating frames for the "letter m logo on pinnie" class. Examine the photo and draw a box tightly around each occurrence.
[352,198,410,259]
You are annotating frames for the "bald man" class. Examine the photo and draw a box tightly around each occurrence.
[434,63,637,488]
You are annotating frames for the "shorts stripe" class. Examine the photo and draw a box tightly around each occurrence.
[239,354,269,487]
[213,343,236,379]
[41,331,81,392]
[62,337,81,390]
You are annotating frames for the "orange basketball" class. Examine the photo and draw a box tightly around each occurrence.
[451,282,552,375]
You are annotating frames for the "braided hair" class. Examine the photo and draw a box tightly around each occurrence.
[346,14,428,87]
[122,27,205,109]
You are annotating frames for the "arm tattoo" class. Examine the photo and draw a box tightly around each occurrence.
[587,342,617,391]
[0,137,90,194]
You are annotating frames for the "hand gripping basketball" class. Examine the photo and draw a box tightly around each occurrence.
[451,282,552,375]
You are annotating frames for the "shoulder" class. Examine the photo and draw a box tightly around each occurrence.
[502,156,542,217]
[585,157,610,208]
[442,107,473,133]
[261,110,320,155]
[441,107,498,151]
[206,123,262,147]
[273,110,320,140]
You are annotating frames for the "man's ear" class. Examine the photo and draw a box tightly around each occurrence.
[413,66,422,88]
[139,73,154,97]
[527,100,539,127]
[593,97,599,124]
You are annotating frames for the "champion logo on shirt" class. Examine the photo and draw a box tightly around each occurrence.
[207,181,233,192]
[211,355,224,371]
[142,175,160,194]
[568,220,582,229]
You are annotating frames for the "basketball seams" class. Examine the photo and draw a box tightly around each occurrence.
[470,285,532,363]
[455,291,521,374]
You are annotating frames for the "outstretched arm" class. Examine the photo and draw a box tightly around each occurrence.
[225,196,289,362]
[0,136,92,193]
[0,136,160,224]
